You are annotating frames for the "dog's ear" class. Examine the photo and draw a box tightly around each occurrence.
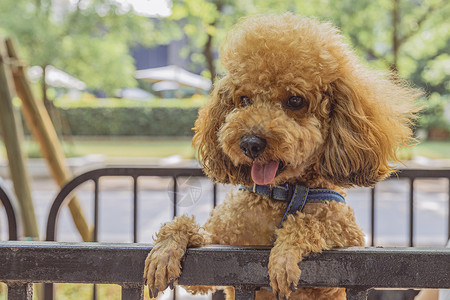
[193,76,250,184]
[319,67,420,187]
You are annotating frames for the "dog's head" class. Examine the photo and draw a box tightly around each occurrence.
[193,13,420,188]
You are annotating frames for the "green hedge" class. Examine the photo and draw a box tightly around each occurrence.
[57,106,199,136]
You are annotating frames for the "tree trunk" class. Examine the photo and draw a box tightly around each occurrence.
[391,0,400,73]
[204,33,216,84]
[203,0,223,86]
[42,64,52,113]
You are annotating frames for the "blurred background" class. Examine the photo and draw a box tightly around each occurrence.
[0,0,449,299]
[0,0,449,160]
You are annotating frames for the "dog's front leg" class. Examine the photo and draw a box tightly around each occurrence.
[144,215,205,298]
[268,213,328,299]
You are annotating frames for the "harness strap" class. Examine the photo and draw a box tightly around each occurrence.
[281,185,309,226]
[239,183,345,227]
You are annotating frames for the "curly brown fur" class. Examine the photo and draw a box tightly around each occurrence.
[144,12,420,299]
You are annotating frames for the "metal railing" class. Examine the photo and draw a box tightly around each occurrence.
[45,167,450,246]
[38,167,450,300]
[1,241,449,300]
[45,167,212,243]
[44,167,215,300]
[0,179,18,240]
[371,169,450,247]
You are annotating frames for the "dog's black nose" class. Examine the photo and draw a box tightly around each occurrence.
[239,135,267,159]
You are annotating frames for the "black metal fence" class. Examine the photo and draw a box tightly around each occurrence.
[1,241,449,300]
[370,169,450,247]
[45,167,450,246]
[45,167,211,243]
[1,167,450,300]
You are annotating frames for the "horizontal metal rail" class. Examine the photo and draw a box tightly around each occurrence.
[0,242,449,300]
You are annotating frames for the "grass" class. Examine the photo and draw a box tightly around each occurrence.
[1,138,450,160]
[398,140,450,160]
[60,137,196,158]
[0,137,196,159]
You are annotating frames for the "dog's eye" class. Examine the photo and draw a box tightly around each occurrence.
[285,96,308,110]
[241,96,252,107]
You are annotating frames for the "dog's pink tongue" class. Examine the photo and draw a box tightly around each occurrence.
[251,161,279,185]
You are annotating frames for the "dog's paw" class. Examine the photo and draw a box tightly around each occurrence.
[144,240,186,298]
[268,250,301,299]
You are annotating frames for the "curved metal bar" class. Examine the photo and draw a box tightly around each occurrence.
[45,171,98,241]
[46,167,208,241]
[71,167,205,178]
[0,182,18,240]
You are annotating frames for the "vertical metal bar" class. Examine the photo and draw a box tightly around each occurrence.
[213,183,217,208]
[7,282,33,300]
[370,186,375,246]
[173,176,177,218]
[93,284,97,300]
[346,288,368,300]
[448,177,450,242]
[409,177,415,247]
[133,176,138,243]
[122,284,144,300]
[94,178,99,242]
[43,282,53,300]
[93,178,99,300]
[212,290,226,300]
[172,177,177,300]
[234,287,255,300]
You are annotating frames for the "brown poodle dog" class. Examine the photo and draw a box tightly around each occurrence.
[144,13,420,299]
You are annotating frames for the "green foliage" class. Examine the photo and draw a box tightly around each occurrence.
[1,0,448,102]
[0,0,155,95]
[57,106,199,136]
[58,35,138,93]
[54,94,208,108]
[418,94,450,131]
[266,0,449,94]
[162,0,250,79]
[160,0,450,95]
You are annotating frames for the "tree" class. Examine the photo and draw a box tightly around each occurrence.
[170,0,449,93]
[159,0,250,83]
[0,0,156,100]
[288,0,450,94]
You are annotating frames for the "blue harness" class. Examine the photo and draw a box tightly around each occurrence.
[239,183,345,227]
